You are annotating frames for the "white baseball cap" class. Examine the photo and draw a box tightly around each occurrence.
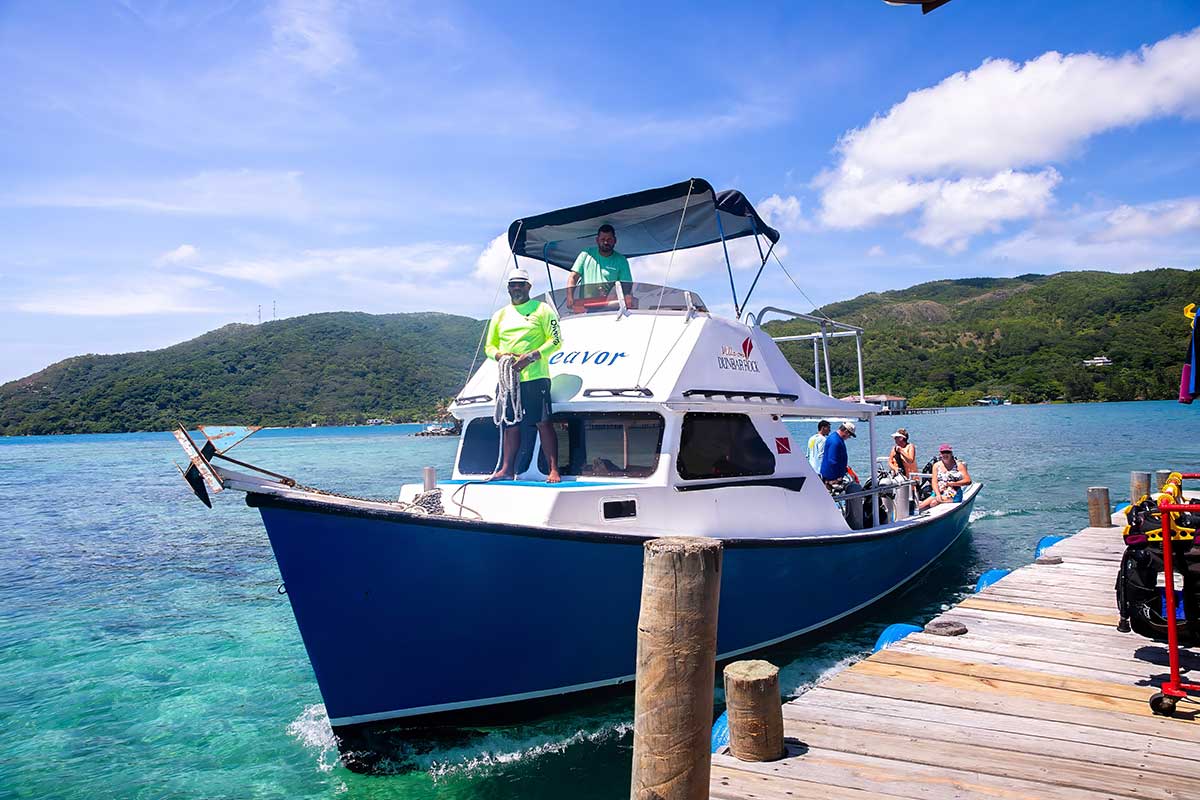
[507,267,531,284]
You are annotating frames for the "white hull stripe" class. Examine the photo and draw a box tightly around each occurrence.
[327,489,976,728]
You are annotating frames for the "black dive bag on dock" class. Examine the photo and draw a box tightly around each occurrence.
[1115,499,1200,644]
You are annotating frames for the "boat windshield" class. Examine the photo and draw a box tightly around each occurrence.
[534,282,706,319]
[538,412,665,478]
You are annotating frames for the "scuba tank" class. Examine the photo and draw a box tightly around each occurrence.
[917,458,937,501]
[1115,491,1200,643]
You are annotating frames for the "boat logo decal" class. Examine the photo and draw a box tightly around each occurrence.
[548,350,628,367]
[775,437,791,454]
[718,341,760,373]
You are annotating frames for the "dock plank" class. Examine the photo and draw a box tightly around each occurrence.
[712,520,1200,799]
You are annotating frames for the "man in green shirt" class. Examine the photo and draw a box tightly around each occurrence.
[566,224,633,309]
[485,267,563,482]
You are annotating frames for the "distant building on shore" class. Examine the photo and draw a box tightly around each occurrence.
[1082,356,1112,367]
[840,393,908,413]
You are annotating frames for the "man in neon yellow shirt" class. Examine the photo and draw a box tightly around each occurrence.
[566,224,633,308]
[485,267,563,482]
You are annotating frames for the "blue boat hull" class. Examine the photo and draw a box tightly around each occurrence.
[250,489,977,734]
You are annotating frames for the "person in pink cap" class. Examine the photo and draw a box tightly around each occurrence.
[919,443,971,510]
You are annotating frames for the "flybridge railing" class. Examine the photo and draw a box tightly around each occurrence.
[748,306,877,485]
[746,306,866,403]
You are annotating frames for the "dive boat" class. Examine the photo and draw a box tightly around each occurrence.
[173,178,979,764]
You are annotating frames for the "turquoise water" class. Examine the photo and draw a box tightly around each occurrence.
[3,403,1198,798]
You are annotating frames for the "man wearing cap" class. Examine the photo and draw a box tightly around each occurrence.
[819,421,856,485]
[566,224,633,308]
[485,267,563,482]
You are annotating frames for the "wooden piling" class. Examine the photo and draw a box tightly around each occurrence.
[1086,487,1111,528]
[631,537,723,800]
[723,660,785,762]
[1130,471,1151,504]
[1156,469,1173,490]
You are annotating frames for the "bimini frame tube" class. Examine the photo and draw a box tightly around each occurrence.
[541,244,556,295]
[714,205,740,317]
[812,340,820,389]
[855,333,866,403]
[737,221,775,319]
[820,322,833,396]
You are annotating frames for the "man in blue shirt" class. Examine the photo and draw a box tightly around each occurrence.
[819,421,856,484]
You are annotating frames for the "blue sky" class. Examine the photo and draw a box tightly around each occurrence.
[2,0,1199,382]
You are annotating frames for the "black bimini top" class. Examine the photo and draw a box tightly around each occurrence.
[507,178,781,270]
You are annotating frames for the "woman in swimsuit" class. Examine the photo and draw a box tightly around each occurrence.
[919,443,971,510]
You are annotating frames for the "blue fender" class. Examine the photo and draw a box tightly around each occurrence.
[974,568,1011,593]
[872,623,922,652]
[711,711,729,752]
[1034,534,1067,559]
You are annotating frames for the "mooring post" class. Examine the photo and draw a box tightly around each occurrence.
[1156,469,1173,491]
[422,466,437,491]
[630,537,722,800]
[1131,471,1151,504]
[1087,487,1111,528]
[723,660,785,762]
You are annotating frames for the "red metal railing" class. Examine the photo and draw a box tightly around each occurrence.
[1155,470,1200,702]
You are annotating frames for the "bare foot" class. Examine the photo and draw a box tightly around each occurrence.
[489,471,514,481]
[546,469,561,484]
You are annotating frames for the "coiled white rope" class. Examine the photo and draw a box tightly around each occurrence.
[493,354,524,428]
[446,354,524,520]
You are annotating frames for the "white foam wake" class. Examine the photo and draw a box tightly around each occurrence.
[781,653,862,698]
[426,720,633,781]
[286,704,341,774]
[969,508,1027,522]
[285,702,633,781]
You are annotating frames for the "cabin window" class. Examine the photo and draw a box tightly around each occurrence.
[537,412,664,478]
[603,499,638,519]
[457,418,533,476]
[677,413,776,480]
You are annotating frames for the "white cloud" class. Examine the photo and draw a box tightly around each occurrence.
[201,242,478,288]
[819,26,1200,249]
[268,0,357,77]
[158,244,199,264]
[866,245,885,258]
[16,275,217,316]
[912,168,1061,253]
[1097,198,1200,242]
[757,194,810,232]
[11,170,312,220]
[989,196,1200,269]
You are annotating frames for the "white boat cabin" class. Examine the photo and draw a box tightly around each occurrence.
[398,282,888,539]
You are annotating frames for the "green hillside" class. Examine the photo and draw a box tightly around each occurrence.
[0,312,485,435]
[771,269,1199,407]
[2,269,1197,436]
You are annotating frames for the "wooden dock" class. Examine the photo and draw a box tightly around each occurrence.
[710,521,1200,800]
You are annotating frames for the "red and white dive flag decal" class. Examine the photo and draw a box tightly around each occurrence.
[775,437,791,454]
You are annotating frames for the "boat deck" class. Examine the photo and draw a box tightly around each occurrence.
[710,520,1200,799]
